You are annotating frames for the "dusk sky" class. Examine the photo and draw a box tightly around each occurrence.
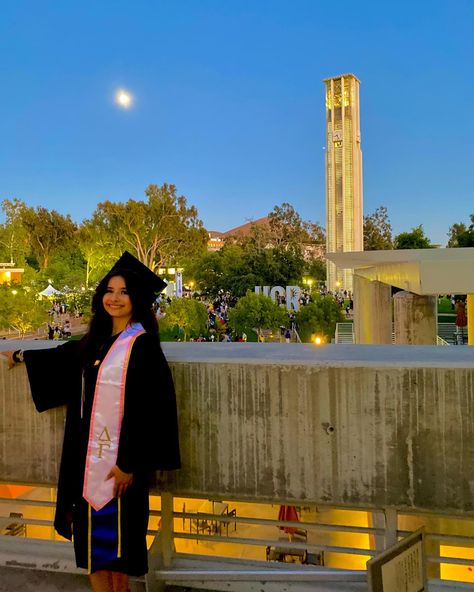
[1,0,473,246]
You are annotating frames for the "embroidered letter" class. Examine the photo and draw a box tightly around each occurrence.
[97,426,112,458]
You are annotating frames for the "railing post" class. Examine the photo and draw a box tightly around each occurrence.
[161,491,174,568]
[145,492,174,592]
[384,508,398,549]
[370,510,386,553]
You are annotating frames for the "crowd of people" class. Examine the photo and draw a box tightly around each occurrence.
[41,283,356,344]
[46,319,72,340]
[46,300,74,340]
[164,287,352,343]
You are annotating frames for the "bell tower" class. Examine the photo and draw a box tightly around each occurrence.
[324,73,363,292]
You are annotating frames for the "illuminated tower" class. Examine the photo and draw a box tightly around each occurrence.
[324,73,363,292]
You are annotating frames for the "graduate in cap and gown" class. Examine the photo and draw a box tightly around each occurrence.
[3,252,181,592]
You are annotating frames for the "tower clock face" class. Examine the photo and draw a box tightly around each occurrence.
[332,130,343,142]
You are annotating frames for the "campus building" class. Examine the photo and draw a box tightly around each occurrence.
[324,73,363,292]
[0,262,24,284]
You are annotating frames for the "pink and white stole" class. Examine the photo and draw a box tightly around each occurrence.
[83,322,145,511]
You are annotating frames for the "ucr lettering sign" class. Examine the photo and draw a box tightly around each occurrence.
[254,286,301,311]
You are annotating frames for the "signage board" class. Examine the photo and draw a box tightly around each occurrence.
[367,528,426,592]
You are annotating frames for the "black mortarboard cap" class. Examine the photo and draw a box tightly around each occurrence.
[109,251,167,303]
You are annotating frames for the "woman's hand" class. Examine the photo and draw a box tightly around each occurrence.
[106,465,133,498]
[1,351,16,369]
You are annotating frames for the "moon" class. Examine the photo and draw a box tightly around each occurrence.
[115,89,133,109]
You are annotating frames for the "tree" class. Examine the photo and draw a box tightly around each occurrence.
[36,247,87,290]
[447,215,474,247]
[160,298,208,341]
[183,251,224,297]
[85,184,208,273]
[20,206,77,269]
[305,257,327,282]
[227,292,287,340]
[243,243,305,290]
[295,296,345,342]
[0,284,49,336]
[77,213,118,287]
[186,242,307,300]
[268,203,325,247]
[215,203,324,297]
[363,206,393,250]
[0,198,29,264]
[183,245,253,299]
[394,225,432,249]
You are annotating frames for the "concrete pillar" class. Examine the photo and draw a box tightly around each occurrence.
[467,294,474,346]
[393,291,437,345]
[353,275,392,344]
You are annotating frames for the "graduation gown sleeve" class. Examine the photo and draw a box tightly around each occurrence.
[116,333,181,474]
[23,340,83,541]
[23,340,82,412]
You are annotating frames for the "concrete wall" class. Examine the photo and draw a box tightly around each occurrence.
[2,342,474,515]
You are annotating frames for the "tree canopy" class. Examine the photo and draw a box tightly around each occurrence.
[363,206,393,250]
[85,184,208,273]
[0,284,49,336]
[20,204,77,270]
[268,202,325,247]
[0,198,29,264]
[160,298,208,341]
[227,292,287,338]
[0,199,76,270]
[198,202,325,298]
[394,225,432,249]
[447,215,474,247]
[185,241,307,299]
[296,296,345,342]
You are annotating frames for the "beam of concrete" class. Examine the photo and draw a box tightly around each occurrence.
[1,343,474,516]
[353,276,392,344]
[393,291,437,345]
[326,248,474,295]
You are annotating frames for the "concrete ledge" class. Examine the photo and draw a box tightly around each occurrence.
[2,343,474,514]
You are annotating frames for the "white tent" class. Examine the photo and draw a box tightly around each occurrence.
[38,284,62,297]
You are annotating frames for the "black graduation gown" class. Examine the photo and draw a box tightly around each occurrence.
[24,332,180,575]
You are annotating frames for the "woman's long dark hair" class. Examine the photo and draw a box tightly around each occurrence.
[80,268,160,366]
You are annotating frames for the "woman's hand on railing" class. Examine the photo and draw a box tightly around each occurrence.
[1,351,16,369]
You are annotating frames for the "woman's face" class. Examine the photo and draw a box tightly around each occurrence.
[102,275,133,324]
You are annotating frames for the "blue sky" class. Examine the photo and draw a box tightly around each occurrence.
[1,0,473,245]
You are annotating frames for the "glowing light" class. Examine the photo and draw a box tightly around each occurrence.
[115,89,133,108]
[11,289,17,295]
[314,336,322,345]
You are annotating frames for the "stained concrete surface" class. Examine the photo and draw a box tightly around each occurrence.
[2,342,474,515]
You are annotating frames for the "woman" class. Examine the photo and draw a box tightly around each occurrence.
[455,298,468,344]
[4,252,180,592]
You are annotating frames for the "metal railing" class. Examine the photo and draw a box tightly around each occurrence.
[2,491,474,590]
[335,322,354,344]
[336,322,455,346]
